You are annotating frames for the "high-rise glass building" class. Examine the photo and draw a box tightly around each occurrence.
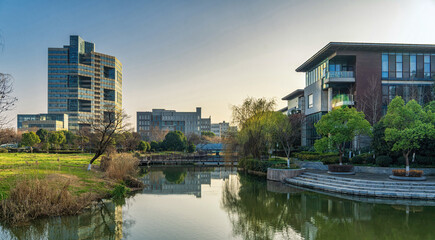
[48,35,122,132]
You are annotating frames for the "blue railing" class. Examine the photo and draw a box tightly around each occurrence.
[327,71,354,78]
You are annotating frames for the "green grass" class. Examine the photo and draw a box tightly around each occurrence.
[0,153,114,200]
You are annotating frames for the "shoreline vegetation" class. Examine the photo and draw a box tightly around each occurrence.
[0,152,144,225]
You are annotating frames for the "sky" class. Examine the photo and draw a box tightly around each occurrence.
[1,0,435,130]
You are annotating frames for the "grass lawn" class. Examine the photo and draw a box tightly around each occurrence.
[0,153,114,201]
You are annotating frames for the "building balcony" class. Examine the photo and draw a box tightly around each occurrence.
[325,71,355,84]
[331,94,355,108]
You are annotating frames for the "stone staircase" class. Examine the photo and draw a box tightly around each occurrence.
[284,172,435,200]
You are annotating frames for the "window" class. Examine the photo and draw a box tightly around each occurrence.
[308,94,313,109]
[382,54,388,78]
[410,54,417,77]
[424,55,430,78]
[396,54,402,78]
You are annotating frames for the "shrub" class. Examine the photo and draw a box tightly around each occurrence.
[321,156,339,165]
[294,152,338,161]
[416,155,434,166]
[328,164,354,172]
[0,148,8,153]
[376,155,393,167]
[351,155,364,164]
[105,153,140,180]
[392,169,423,177]
[0,178,89,224]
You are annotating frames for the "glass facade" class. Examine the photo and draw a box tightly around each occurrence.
[381,52,435,80]
[305,61,327,86]
[305,112,326,147]
[48,35,122,132]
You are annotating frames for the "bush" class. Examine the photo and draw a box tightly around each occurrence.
[351,155,364,164]
[0,148,8,153]
[321,156,339,165]
[294,152,338,161]
[238,158,289,173]
[416,155,434,166]
[376,156,393,167]
[392,169,423,177]
[328,164,354,172]
[105,153,140,180]
[0,178,89,224]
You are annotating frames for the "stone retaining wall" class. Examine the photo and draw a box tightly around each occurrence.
[267,168,305,182]
[295,160,435,176]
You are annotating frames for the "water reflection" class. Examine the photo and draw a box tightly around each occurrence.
[2,167,435,240]
[222,173,435,240]
[0,200,125,240]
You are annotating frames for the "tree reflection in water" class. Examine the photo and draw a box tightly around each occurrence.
[222,172,435,240]
[163,168,187,184]
[0,199,133,240]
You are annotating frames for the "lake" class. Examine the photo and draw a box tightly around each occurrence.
[1,166,435,240]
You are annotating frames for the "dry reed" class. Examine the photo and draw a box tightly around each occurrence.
[0,178,91,224]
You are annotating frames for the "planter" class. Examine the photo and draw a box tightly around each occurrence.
[327,164,354,175]
[389,175,427,181]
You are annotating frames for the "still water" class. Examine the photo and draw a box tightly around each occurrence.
[1,166,435,240]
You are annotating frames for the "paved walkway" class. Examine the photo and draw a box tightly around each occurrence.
[306,169,435,182]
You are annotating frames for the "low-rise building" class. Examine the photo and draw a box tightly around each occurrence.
[200,117,211,133]
[137,107,202,140]
[211,121,236,137]
[281,89,304,115]
[17,113,69,132]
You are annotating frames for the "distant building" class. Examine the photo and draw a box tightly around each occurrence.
[211,121,236,137]
[200,117,211,133]
[17,113,69,132]
[280,89,304,115]
[48,35,122,132]
[137,107,202,140]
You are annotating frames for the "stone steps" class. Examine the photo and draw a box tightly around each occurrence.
[298,174,435,192]
[284,172,435,200]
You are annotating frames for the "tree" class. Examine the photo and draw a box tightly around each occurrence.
[0,128,19,144]
[137,141,148,152]
[270,112,302,167]
[21,132,40,153]
[232,97,276,159]
[383,96,435,175]
[150,141,159,152]
[187,142,196,153]
[76,127,90,152]
[162,131,187,151]
[201,131,215,137]
[357,75,382,125]
[0,73,18,128]
[314,107,372,165]
[48,131,66,151]
[36,129,49,143]
[149,126,168,142]
[85,109,129,170]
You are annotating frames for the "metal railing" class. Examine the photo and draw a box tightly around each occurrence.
[327,71,354,78]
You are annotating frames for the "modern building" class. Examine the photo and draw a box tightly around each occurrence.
[137,107,202,140]
[211,121,236,137]
[17,113,68,132]
[279,89,305,115]
[48,35,122,132]
[295,42,435,147]
[200,117,211,133]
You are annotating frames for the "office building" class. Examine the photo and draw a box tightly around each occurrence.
[211,121,235,137]
[295,42,435,146]
[137,107,202,140]
[17,113,68,132]
[200,117,211,133]
[48,35,122,132]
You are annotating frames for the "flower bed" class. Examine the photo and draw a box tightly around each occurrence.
[392,169,423,177]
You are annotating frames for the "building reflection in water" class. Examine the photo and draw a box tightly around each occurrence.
[142,166,235,198]
[0,200,124,240]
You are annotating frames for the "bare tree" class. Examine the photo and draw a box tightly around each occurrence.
[149,126,168,142]
[357,75,382,125]
[271,113,302,167]
[0,74,18,128]
[85,109,129,170]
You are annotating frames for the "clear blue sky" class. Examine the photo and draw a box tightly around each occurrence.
[1,0,435,129]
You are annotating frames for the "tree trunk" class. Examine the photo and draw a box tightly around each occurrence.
[30,146,33,153]
[287,157,290,168]
[87,152,102,171]
[404,151,410,176]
